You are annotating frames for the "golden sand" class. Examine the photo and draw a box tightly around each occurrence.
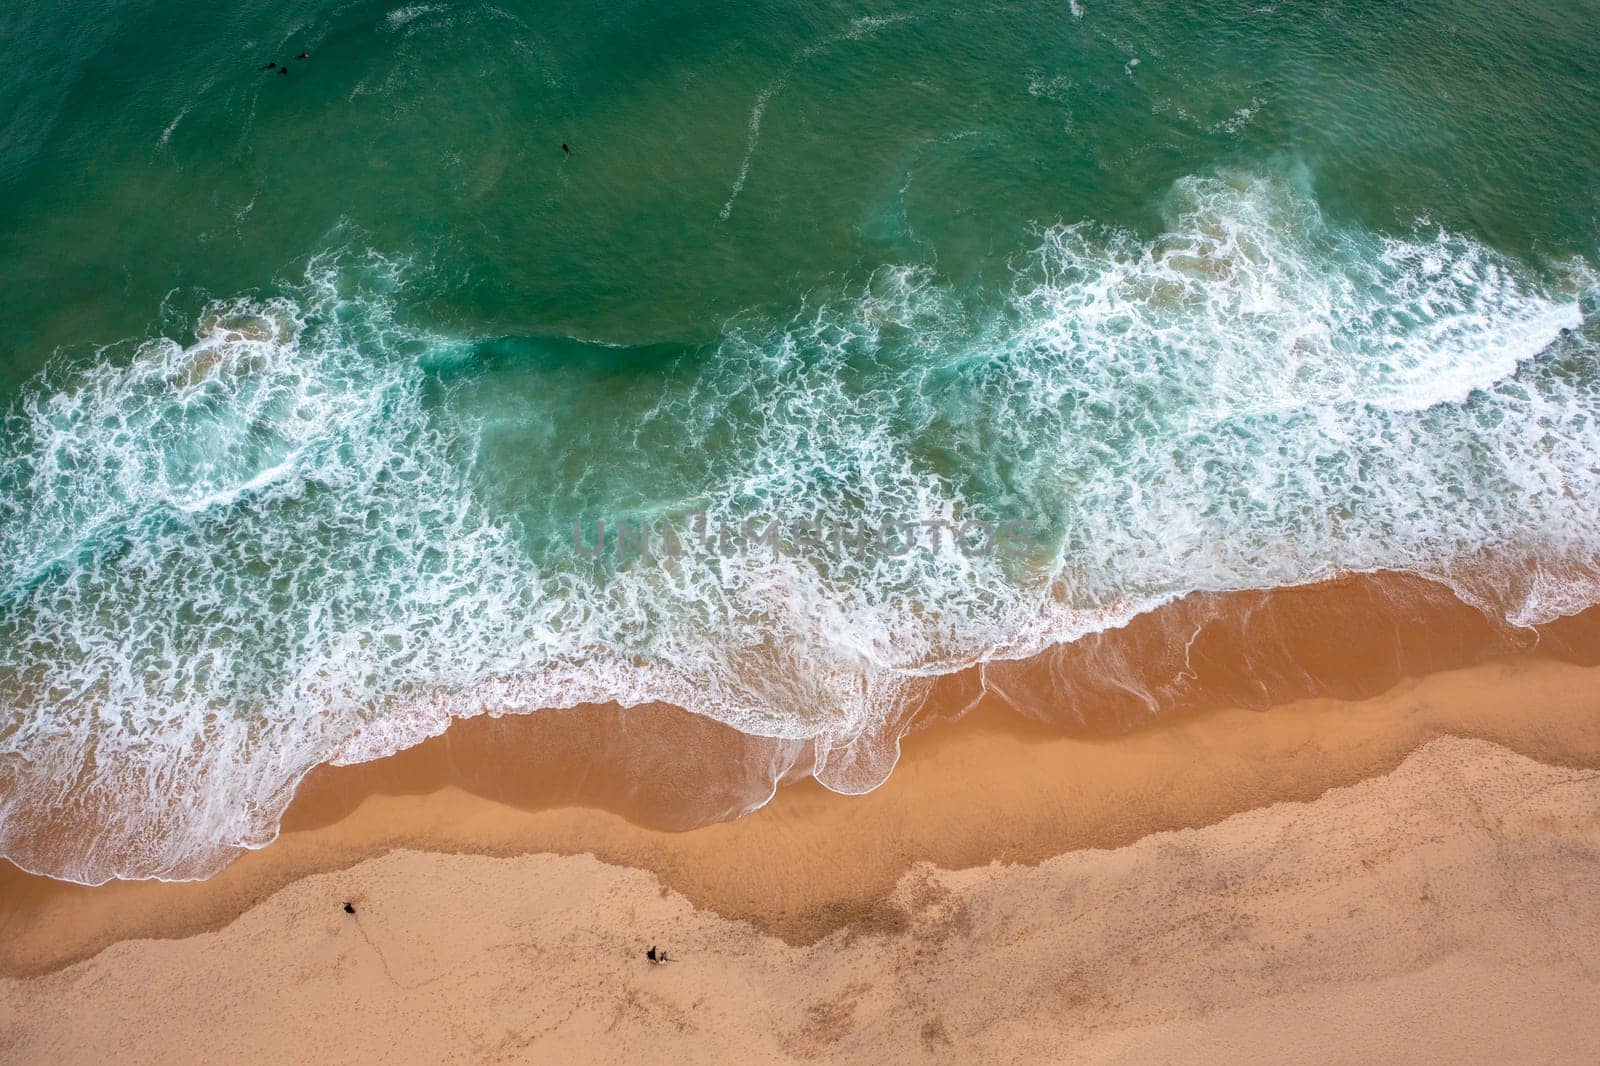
[4,722,1599,1062]
[3,575,1600,1061]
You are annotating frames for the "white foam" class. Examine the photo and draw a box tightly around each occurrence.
[721,15,918,221]
[157,104,189,148]
[719,81,781,221]
[385,4,440,31]
[2,172,1598,885]
[1209,97,1264,135]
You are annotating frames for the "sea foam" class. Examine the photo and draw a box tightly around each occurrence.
[1,172,1596,883]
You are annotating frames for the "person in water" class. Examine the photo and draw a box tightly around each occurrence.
[297,52,310,59]
[561,143,571,155]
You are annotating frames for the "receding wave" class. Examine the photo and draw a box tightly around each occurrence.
[1,170,1597,882]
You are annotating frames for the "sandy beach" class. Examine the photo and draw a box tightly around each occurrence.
[5,585,1600,1062]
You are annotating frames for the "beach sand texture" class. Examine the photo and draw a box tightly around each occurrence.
[4,644,1600,1063]
[3,731,1597,1064]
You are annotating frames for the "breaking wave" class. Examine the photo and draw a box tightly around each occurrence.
[2,170,1597,882]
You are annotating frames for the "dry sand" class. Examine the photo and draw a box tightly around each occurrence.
[3,732,1598,1064]
[4,645,1600,1062]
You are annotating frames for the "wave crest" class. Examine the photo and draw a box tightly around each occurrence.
[2,173,1597,882]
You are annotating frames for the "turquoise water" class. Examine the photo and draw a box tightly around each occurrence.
[1,0,1598,881]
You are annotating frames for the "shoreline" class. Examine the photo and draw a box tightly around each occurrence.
[7,572,1600,1060]
[5,636,1600,978]
[5,719,1600,1062]
[6,568,1598,890]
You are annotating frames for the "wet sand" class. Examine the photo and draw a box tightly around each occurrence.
[4,574,1600,1060]
[4,723,1600,1062]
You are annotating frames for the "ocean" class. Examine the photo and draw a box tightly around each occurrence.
[1,0,1597,882]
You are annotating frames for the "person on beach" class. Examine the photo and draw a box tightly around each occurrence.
[343,901,355,915]
[646,946,658,964]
